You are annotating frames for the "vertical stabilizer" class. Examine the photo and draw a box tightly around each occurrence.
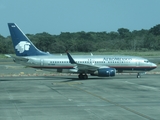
[8,23,49,56]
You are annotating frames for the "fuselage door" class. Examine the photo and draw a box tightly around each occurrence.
[136,61,140,67]
[91,59,95,65]
[40,59,44,66]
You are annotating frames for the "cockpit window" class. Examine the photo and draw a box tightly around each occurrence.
[144,60,149,63]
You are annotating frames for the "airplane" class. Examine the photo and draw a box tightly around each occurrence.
[7,23,157,79]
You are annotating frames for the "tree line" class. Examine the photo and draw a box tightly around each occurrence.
[0,24,160,54]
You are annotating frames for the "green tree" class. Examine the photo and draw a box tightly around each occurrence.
[117,28,131,38]
[149,24,160,36]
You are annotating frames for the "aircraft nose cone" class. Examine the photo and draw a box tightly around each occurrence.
[152,63,157,68]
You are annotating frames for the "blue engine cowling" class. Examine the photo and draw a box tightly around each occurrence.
[92,68,116,77]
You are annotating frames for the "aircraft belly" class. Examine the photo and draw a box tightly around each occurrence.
[116,67,154,73]
[34,68,71,73]
[30,63,74,73]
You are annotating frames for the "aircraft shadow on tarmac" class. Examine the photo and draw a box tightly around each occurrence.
[44,75,137,83]
[0,74,140,82]
[0,76,109,82]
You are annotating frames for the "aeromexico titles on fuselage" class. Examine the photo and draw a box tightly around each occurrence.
[7,23,157,79]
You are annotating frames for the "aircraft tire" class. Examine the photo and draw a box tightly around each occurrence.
[83,74,88,79]
[78,74,83,79]
[78,74,88,79]
[137,73,141,78]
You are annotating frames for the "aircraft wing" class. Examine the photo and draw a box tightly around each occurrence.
[74,63,100,71]
[66,52,107,72]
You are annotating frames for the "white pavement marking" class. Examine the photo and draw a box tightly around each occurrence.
[124,81,159,91]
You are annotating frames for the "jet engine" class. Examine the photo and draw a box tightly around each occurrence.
[91,68,116,77]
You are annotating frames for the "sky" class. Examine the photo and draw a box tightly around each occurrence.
[1,0,160,37]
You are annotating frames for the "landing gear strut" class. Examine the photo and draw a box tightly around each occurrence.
[78,73,88,79]
[137,73,141,78]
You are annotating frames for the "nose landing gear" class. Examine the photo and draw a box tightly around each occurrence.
[137,72,146,78]
[137,73,142,78]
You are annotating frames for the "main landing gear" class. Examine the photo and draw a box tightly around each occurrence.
[78,73,88,79]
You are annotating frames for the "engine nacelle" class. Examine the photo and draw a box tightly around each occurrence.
[92,68,116,77]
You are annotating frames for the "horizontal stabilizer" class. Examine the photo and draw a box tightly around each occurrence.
[6,54,29,62]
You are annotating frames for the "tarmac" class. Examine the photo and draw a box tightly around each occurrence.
[0,59,160,120]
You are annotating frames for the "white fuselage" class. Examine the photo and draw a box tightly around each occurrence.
[15,54,157,74]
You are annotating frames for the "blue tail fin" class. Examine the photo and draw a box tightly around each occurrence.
[8,23,49,56]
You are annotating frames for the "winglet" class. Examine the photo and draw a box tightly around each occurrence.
[66,51,76,64]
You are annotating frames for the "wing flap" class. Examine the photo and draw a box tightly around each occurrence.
[76,63,99,71]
